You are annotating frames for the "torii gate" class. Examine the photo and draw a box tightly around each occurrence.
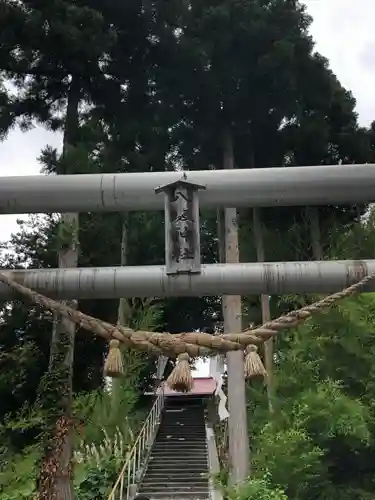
[1,162,375,485]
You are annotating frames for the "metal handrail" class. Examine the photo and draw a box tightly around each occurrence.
[108,384,165,500]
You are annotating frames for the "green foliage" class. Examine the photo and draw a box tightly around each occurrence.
[0,298,159,497]
[0,446,41,500]
[254,426,324,497]
[226,473,288,500]
[74,454,119,500]
[291,380,370,444]
[246,293,375,499]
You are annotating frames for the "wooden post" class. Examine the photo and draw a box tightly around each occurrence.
[112,213,128,412]
[252,208,273,412]
[222,130,250,484]
[307,206,323,260]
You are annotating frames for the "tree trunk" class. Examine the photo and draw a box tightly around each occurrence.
[221,128,250,484]
[117,214,129,326]
[217,208,225,264]
[38,79,80,500]
[307,206,323,260]
[112,213,129,413]
[252,208,273,412]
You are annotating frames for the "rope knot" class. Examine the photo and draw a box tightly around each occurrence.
[104,339,124,378]
[166,352,193,392]
[244,344,266,380]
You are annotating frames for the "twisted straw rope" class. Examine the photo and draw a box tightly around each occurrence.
[0,270,374,356]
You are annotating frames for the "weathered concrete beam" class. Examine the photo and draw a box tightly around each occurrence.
[0,260,373,299]
[1,164,375,213]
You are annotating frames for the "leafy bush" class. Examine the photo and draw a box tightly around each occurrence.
[253,425,324,498]
[291,379,370,445]
[75,454,120,500]
[0,446,40,500]
[226,473,288,500]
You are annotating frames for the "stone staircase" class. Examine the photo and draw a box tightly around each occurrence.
[138,397,209,499]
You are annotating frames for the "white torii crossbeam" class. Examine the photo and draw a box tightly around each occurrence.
[0,260,373,299]
[1,164,375,213]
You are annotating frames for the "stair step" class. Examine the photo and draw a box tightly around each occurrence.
[156,434,206,437]
[161,424,205,428]
[143,472,208,479]
[162,421,205,424]
[148,458,207,462]
[151,448,207,455]
[157,427,206,439]
[141,480,208,487]
[152,448,206,452]
[155,436,206,446]
[159,424,206,428]
[161,423,205,427]
[141,485,209,493]
[159,429,205,432]
[142,478,207,482]
[149,457,207,464]
[141,491,209,497]
[143,479,208,485]
[149,463,207,468]
[152,452,207,456]
[158,432,205,435]
[158,430,206,434]
[155,434,206,443]
[142,494,208,499]
[148,465,208,471]
[164,408,203,411]
[163,414,204,417]
[141,488,209,494]
[154,440,206,446]
[155,438,206,442]
[164,413,204,416]
[155,437,207,442]
[146,464,207,471]
[163,412,204,421]
[159,424,205,427]
[157,438,206,442]
[164,409,203,412]
[163,412,204,415]
[157,434,206,437]
[153,444,207,449]
[149,461,207,467]
[152,449,207,454]
[162,412,204,421]
[151,450,207,457]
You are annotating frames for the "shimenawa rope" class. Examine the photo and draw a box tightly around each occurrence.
[1,270,374,390]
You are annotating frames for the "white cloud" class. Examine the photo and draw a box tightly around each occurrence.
[0,127,62,246]
[305,0,375,125]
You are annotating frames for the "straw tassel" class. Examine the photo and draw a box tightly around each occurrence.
[166,353,194,393]
[104,339,124,378]
[244,345,266,380]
